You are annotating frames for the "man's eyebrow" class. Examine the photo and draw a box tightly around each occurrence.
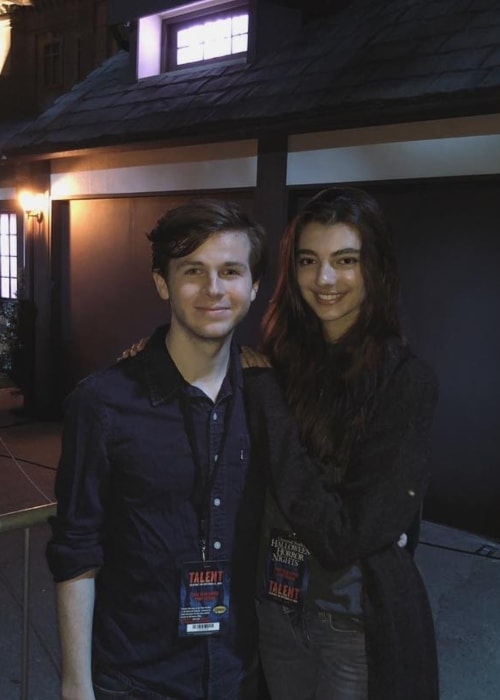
[221,261,248,268]
[174,260,248,268]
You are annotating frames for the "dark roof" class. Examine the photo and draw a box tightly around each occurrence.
[5,0,500,157]
[0,120,32,153]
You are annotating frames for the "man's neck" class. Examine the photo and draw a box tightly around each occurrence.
[166,327,232,402]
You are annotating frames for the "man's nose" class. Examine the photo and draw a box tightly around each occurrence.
[317,263,336,286]
[205,273,223,296]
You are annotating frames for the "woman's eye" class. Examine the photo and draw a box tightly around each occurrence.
[338,257,359,266]
[297,256,315,266]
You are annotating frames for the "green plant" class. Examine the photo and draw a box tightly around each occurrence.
[0,280,24,380]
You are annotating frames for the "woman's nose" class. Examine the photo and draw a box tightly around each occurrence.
[317,263,336,286]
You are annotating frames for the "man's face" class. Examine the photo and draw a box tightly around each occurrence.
[153,231,258,344]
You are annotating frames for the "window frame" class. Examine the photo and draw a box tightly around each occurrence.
[161,1,249,72]
[42,37,63,87]
[0,211,19,300]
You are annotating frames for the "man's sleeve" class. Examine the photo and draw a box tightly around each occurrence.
[46,378,111,582]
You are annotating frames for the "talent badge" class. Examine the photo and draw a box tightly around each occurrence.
[178,561,230,636]
[265,529,311,606]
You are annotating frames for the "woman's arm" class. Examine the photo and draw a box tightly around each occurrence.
[244,358,438,570]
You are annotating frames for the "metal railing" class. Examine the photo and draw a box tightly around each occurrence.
[0,503,57,700]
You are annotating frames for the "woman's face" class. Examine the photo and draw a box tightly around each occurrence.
[296,221,365,342]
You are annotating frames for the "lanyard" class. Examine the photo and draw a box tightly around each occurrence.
[180,385,234,563]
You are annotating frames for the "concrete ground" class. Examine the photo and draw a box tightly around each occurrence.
[0,386,499,700]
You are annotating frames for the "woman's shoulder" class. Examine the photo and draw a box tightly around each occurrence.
[382,338,438,408]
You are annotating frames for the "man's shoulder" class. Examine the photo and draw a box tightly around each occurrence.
[66,357,144,410]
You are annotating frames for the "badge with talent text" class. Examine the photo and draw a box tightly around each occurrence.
[179,561,230,636]
[265,529,311,606]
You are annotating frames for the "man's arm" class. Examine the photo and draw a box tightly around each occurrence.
[57,570,98,700]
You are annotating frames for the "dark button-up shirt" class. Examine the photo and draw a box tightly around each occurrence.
[47,326,264,700]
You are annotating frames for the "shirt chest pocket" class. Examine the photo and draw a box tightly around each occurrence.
[110,432,196,503]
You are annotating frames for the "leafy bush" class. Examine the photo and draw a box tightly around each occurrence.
[0,297,21,377]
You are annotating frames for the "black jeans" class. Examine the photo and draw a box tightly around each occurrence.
[93,669,179,700]
[257,600,368,700]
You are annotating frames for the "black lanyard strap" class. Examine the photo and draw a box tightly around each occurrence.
[180,388,234,560]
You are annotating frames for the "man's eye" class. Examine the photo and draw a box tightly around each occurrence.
[184,268,202,275]
[221,268,241,276]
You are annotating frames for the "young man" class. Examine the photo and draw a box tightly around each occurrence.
[46,200,268,700]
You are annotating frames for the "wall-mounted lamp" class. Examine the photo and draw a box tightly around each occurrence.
[19,190,45,223]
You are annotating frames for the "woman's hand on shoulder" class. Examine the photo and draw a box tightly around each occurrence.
[117,337,148,361]
[240,346,272,369]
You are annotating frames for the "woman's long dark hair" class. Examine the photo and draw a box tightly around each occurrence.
[262,186,403,476]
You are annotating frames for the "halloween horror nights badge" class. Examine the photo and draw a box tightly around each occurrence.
[178,561,230,636]
[265,529,311,606]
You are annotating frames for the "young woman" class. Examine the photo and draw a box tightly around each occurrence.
[242,186,439,700]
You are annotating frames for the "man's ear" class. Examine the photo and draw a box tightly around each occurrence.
[250,281,259,302]
[153,271,169,301]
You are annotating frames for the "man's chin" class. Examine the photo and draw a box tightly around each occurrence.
[195,326,236,343]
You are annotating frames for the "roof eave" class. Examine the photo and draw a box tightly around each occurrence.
[4,88,500,161]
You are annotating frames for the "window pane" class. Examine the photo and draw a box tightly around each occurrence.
[233,14,248,34]
[11,277,17,298]
[178,45,203,64]
[178,25,198,48]
[232,34,247,53]
[1,277,9,298]
[205,37,230,59]
[0,214,7,237]
[205,18,230,41]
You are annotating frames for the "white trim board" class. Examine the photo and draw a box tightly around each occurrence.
[51,156,258,198]
[287,135,500,185]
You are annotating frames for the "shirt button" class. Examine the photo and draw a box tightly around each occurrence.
[213,497,221,507]
[212,412,218,421]
[214,453,219,463]
[213,541,222,550]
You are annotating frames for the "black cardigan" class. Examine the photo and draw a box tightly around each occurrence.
[243,349,439,700]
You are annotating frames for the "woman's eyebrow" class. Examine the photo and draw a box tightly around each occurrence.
[296,247,361,256]
[332,247,361,256]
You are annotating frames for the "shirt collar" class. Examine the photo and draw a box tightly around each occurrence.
[137,325,243,406]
